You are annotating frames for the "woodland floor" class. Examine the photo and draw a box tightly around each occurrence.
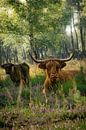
[0,59,86,130]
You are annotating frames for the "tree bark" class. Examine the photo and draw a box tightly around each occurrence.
[80,21,85,53]
[72,13,79,50]
[70,24,74,50]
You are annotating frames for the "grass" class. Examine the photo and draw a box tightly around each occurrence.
[0,61,86,108]
[0,104,86,129]
[75,66,86,95]
[0,60,86,129]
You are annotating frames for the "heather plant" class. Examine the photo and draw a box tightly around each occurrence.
[0,77,30,108]
[28,74,44,106]
[0,77,13,89]
[21,87,30,106]
[0,77,15,108]
[33,86,45,106]
[0,66,86,109]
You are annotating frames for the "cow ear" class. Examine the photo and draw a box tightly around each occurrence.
[38,63,46,69]
[60,62,66,68]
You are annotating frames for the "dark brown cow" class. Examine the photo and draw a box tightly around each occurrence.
[29,52,75,94]
[1,62,30,86]
[19,62,30,85]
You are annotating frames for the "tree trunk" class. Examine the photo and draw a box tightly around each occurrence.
[72,13,79,50]
[0,39,3,65]
[22,47,26,60]
[0,46,2,65]
[70,24,74,50]
[80,22,85,53]
[77,2,85,54]
[14,48,18,63]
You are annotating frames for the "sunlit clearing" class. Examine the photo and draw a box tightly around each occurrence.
[66,25,71,35]
[43,8,48,13]
[7,8,14,17]
[66,25,74,36]
[66,12,78,36]
[19,0,26,5]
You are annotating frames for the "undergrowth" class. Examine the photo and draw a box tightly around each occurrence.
[0,66,86,129]
[0,66,86,109]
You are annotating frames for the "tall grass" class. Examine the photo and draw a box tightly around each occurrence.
[0,77,15,108]
[0,63,86,129]
[0,65,86,109]
[75,66,86,95]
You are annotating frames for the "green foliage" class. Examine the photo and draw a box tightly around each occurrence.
[0,77,13,89]
[0,78,14,108]
[0,0,72,47]
[33,87,44,106]
[21,86,30,103]
[57,67,86,97]
[31,74,45,86]
[22,87,30,100]
[0,0,86,57]
[62,80,74,96]
[21,87,30,106]
[75,66,86,95]
[0,65,86,109]
[0,74,45,108]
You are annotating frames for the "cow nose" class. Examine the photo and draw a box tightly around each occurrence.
[51,74,57,78]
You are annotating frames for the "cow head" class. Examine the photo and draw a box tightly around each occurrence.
[30,53,74,82]
[39,60,67,83]
[1,63,14,74]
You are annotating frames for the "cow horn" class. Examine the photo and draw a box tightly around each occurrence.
[29,52,46,63]
[55,52,74,62]
[29,52,74,63]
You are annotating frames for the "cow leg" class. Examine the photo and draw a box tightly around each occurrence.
[17,79,24,107]
[42,80,50,104]
[42,88,48,104]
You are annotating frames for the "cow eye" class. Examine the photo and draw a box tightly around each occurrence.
[56,65,60,70]
[56,66,59,69]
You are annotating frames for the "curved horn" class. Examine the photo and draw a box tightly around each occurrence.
[55,52,74,62]
[29,52,46,63]
[29,52,74,63]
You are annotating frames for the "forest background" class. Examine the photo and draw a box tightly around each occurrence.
[0,0,86,64]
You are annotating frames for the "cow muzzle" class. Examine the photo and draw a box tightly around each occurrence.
[50,74,59,82]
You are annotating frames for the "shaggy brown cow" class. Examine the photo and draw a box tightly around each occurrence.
[1,62,30,86]
[29,52,75,95]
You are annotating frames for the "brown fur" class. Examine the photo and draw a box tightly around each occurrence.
[1,62,30,86]
[38,61,79,94]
